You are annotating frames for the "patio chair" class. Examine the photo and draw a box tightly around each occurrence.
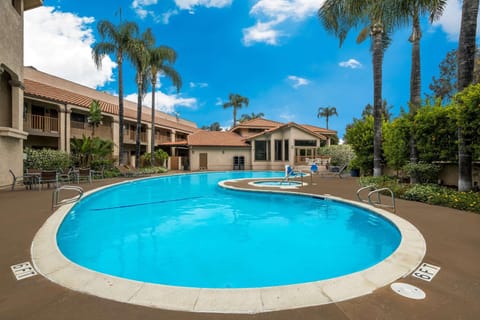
[38,170,58,190]
[337,163,349,179]
[9,169,34,191]
[91,166,105,180]
[76,168,92,183]
[57,168,73,184]
[115,164,135,177]
[285,165,302,179]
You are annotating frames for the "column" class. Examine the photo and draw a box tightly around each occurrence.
[146,123,152,154]
[112,116,119,161]
[9,79,23,131]
[170,129,176,156]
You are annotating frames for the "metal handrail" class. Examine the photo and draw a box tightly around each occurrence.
[52,185,84,211]
[356,186,396,213]
[356,185,376,203]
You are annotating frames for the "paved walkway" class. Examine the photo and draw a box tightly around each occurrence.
[1,174,479,319]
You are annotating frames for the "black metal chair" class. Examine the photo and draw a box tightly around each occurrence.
[9,169,34,191]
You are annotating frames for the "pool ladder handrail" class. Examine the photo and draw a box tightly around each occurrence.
[282,169,304,186]
[52,185,84,211]
[356,185,396,213]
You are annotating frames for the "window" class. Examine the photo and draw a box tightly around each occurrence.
[284,139,289,161]
[294,140,317,147]
[274,140,282,161]
[71,113,86,123]
[254,140,270,161]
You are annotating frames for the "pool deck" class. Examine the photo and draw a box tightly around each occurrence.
[1,173,480,319]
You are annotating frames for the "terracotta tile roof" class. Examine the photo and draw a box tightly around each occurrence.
[245,122,327,141]
[232,118,283,129]
[186,131,250,147]
[300,124,337,135]
[23,67,198,134]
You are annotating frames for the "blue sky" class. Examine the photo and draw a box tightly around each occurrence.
[24,0,476,138]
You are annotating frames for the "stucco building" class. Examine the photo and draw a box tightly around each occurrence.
[0,0,43,187]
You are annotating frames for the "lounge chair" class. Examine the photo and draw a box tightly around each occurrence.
[9,169,34,191]
[285,165,302,179]
[115,164,136,177]
[76,168,92,183]
[337,163,349,179]
[310,163,319,175]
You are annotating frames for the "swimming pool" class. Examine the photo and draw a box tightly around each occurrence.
[249,180,304,188]
[32,171,426,313]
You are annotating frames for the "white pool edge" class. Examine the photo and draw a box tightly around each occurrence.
[31,175,426,314]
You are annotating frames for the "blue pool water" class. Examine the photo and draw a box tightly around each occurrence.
[57,171,401,289]
[252,180,303,187]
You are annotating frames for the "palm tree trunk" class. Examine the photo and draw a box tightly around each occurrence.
[326,116,329,129]
[457,0,479,191]
[372,23,384,177]
[118,54,125,165]
[151,78,156,159]
[135,75,143,168]
[233,107,237,127]
[409,11,421,182]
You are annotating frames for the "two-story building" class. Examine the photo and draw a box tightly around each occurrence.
[0,0,43,187]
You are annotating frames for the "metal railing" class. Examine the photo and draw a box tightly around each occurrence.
[52,185,84,211]
[356,185,396,213]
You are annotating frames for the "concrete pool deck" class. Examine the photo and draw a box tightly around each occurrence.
[1,174,480,319]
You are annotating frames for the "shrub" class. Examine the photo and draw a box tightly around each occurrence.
[318,145,355,166]
[403,162,440,183]
[24,148,71,170]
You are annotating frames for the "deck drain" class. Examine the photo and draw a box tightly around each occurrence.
[11,262,37,280]
[391,282,426,300]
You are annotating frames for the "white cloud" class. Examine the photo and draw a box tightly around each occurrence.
[279,110,296,122]
[339,59,362,69]
[243,0,325,45]
[243,18,285,46]
[125,91,197,114]
[432,0,480,41]
[24,7,116,89]
[161,9,179,24]
[287,75,310,88]
[215,97,224,106]
[174,0,232,11]
[189,81,209,88]
[131,0,163,22]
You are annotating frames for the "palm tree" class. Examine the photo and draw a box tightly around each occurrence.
[394,1,446,173]
[87,99,103,137]
[317,106,338,129]
[128,28,154,168]
[92,20,139,165]
[319,0,397,176]
[457,0,479,191]
[239,112,264,123]
[223,93,249,127]
[148,45,182,156]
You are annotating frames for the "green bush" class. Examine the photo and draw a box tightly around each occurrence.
[24,148,71,170]
[403,162,440,183]
[318,145,355,166]
[138,166,168,174]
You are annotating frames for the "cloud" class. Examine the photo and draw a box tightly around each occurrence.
[215,97,224,106]
[432,0,480,41]
[287,75,310,88]
[174,0,232,11]
[125,91,197,114]
[189,81,209,88]
[161,9,179,24]
[279,110,296,122]
[243,0,326,45]
[24,7,116,89]
[339,59,362,69]
[131,0,165,22]
[243,18,285,46]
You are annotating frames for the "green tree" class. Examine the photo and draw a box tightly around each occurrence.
[319,0,397,176]
[239,112,265,123]
[383,113,410,175]
[92,20,139,164]
[87,99,103,137]
[317,106,338,129]
[223,93,249,127]
[201,122,222,131]
[70,135,114,168]
[344,116,375,175]
[428,50,458,104]
[457,0,479,191]
[361,100,393,121]
[128,28,154,168]
[147,44,182,156]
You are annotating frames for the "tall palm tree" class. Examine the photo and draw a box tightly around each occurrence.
[223,93,249,127]
[92,20,139,165]
[87,99,103,137]
[457,0,479,191]
[394,1,446,170]
[319,0,396,176]
[317,106,338,129]
[148,45,182,156]
[127,28,154,168]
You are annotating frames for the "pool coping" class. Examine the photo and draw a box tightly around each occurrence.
[31,174,426,314]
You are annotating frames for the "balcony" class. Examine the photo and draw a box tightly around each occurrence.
[124,129,147,144]
[70,121,112,140]
[155,135,172,145]
[24,114,59,136]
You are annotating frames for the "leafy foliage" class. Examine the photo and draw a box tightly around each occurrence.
[70,135,114,168]
[88,99,103,136]
[24,148,71,170]
[361,100,393,121]
[383,114,410,173]
[317,106,338,129]
[403,162,441,183]
[239,112,264,123]
[344,116,375,175]
[201,122,222,131]
[318,145,355,166]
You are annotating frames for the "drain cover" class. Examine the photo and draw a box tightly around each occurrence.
[391,282,426,300]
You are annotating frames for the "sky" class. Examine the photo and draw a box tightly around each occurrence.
[24,0,479,138]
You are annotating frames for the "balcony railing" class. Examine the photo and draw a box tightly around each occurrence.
[124,129,147,143]
[155,135,172,144]
[24,114,59,133]
[70,121,112,139]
